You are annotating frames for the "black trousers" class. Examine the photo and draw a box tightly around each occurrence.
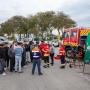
[50,53,54,65]
[10,57,15,71]
[44,56,49,64]
[30,51,33,62]
[60,55,65,64]
[0,58,6,73]
[5,57,9,68]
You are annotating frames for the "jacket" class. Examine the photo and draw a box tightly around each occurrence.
[14,46,23,56]
[32,47,41,59]
[59,45,65,56]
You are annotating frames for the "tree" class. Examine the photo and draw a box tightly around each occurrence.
[27,15,39,35]
[52,11,76,40]
[36,11,55,40]
[1,16,29,40]
[0,11,76,41]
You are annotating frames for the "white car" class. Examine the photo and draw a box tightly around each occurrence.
[0,36,8,44]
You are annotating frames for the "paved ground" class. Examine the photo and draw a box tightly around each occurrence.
[0,60,90,90]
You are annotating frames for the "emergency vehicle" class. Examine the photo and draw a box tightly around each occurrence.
[63,27,90,57]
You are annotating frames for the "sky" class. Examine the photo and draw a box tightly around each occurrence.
[0,0,90,27]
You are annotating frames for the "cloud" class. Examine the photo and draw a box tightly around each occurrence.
[59,0,90,27]
[0,0,90,27]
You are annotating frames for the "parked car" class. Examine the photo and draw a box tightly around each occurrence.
[0,36,8,44]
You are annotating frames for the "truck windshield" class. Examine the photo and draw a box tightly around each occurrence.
[71,32,77,37]
[63,32,69,38]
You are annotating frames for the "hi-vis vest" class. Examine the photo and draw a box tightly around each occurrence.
[59,46,65,56]
[32,47,41,59]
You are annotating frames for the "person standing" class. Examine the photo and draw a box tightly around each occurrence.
[39,41,45,60]
[21,44,26,67]
[77,46,84,68]
[28,41,33,63]
[50,44,55,66]
[59,44,66,69]
[42,43,50,68]
[4,44,9,68]
[8,44,15,72]
[32,44,43,75]
[25,42,30,63]
[0,43,6,75]
[14,42,23,73]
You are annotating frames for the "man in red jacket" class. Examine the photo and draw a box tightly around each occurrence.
[59,44,66,69]
[42,43,50,68]
[39,41,45,59]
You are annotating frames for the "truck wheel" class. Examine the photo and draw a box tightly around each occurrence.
[66,50,72,58]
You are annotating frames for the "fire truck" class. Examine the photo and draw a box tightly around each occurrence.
[63,27,90,57]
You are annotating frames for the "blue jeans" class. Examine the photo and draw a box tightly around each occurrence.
[15,55,22,72]
[32,59,41,74]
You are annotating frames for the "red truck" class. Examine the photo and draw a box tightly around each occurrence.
[63,27,90,57]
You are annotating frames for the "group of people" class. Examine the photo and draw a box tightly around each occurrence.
[0,40,55,76]
[0,40,84,76]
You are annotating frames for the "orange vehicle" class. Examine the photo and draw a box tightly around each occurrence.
[63,27,90,57]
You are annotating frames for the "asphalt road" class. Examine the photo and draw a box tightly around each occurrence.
[0,60,90,90]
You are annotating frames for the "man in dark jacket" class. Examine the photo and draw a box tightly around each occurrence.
[8,44,15,72]
[32,44,43,75]
[4,44,9,68]
[24,42,30,63]
[0,43,6,75]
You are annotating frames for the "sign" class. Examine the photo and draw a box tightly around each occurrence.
[84,32,90,64]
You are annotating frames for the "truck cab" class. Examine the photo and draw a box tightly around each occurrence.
[63,27,90,57]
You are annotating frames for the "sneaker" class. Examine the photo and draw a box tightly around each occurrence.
[69,64,72,68]
[47,64,50,68]
[43,65,47,68]
[60,66,65,69]
[15,71,17,72]
[2,72,6,76]
[39,73,43,75]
